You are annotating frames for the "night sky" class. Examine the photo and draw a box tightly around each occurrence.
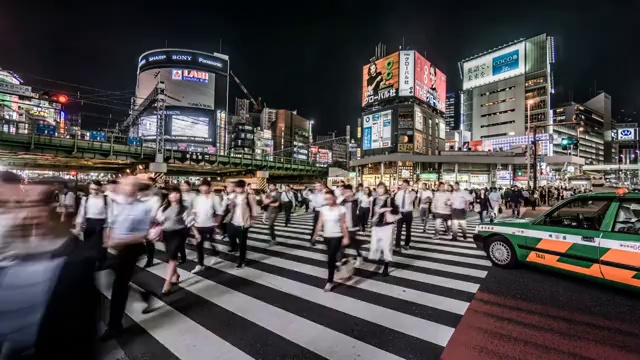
[1,0,638,133]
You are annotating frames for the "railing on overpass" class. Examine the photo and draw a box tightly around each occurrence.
[0,119,324,173]
[583,163,640,171]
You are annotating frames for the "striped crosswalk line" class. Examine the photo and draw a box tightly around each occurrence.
[98,209,489,360]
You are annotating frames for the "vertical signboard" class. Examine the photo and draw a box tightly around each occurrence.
[362,110,392,150]
[399,51,415,97]
[362,53,399,106]
[414,52,447,112]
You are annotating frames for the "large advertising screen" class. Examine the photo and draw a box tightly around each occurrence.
[362,110,392,150]
[137,68,215,110]
[138,107,215,144]
[362,53,399,106]
[462,42,525,90]
[414,52,447,112]
[172,114,209,138]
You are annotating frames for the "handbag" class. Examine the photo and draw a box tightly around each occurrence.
[498,206,503,214]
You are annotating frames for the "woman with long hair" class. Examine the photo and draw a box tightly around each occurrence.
[156,187,188,294]
[369,182,399,277]
[477,188,493,223]
[311,190,349,292]
[357,187,372,232]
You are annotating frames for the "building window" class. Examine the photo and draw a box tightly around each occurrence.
[525,77,546,87]
[479,86,516,97]
[481,120,516,129]
[481,97,515,108]
[481,109,516,118]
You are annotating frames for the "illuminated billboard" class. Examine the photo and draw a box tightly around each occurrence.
[362,110,392,150]
[362,53,399,106]
[138,68,215,110]
[138,107,215,144]
[462,42,525,90]
[414,52,447,112]
[138,49,228,75]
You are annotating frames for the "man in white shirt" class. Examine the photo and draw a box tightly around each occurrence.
[394,179,416,251]
[308,182,325,246]
[488,187,502,220]
[226,180,258,269]
[418,184,433,233]
[180,180,196,209]
[191,179,223,273]
[280,184,296,226]
[75,180,109,269]
[139,181,163,268]
[450,182,473,241]
[54,181,75,225]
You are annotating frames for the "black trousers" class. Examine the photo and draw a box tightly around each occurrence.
[108,243,149,330]
[310,210,320,242]
[348,230,362,258]
[282,201,293,226]
[357,207,370,231]
[268,208,279,242]
[325,236,343,284]
[145,240,155,265]
[395,211,413,248]
[195,226,219,266]
[84,218,106,268]
[228,224,250,265]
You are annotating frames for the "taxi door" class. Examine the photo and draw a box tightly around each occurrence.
[598,199,640,289]
[526,196,612,280]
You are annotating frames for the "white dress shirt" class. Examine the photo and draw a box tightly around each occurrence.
[280,191,295,206]
[76,195,108,226]
[418,190,433,208]
[451,190,473,210]
[192,194,220,227]
[229,192,257,227]
[394,189,416,212]
[310,191,325,210]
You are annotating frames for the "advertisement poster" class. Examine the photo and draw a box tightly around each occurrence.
[414,132,425,153]
[362,53,399,106]
[414,52,446,112]
[618,128,637,141]
[397,134,414,152]
[415,112,424,132]
[462,42,525,90]
[138,68,216,110]
[398,51,415,96]
[362,110,392,150]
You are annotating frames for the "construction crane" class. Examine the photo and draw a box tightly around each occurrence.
[230,71,262,112]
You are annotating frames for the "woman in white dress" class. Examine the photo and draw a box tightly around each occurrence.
[311,190,350,292]
[368,182,399,277]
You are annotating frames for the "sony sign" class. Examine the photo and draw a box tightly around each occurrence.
[172,54,192,61]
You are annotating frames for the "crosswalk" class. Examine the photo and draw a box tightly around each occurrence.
[97,211,486,360]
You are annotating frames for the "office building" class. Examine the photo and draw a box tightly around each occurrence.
[460,34,556,140]
[272,109,312,160]
[552,92,616,164]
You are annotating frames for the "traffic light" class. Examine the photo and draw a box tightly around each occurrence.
[51,94,69,104]
[516,168,523,177]
[560,137,579,150]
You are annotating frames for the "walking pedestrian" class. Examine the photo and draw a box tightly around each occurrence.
[308,182,325,246]
[369,182,398,277]
[100,176,155,341]
[432,182,452,239]
[225,180,258,269]
[394,179,415,251]
[357,187,372,233]
[311,190,349,292]
[341,184,363,266]
[155,187,189,294]
[418,183,433,233]
[280,184,295,226]
[191,179,222,273]
[265,183,281,245]
[74,180,109,270]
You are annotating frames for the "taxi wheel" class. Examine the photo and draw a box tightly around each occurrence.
[485,236,518,269]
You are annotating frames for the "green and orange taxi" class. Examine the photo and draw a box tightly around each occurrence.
[474,189,640,291]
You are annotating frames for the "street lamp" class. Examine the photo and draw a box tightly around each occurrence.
[576,126,584,158]
[526,100,536,188]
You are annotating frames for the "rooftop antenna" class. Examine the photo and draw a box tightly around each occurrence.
[220,38,223,53]
[402,37,405,50]
[165,40,168,47]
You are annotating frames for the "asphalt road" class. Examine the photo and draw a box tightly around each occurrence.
[441,207,640,360]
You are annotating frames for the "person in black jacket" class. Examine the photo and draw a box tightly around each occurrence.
[368,182,399,277]
[0,171,98,359]
[510,185,524,218]
[340,185,363,266]
[477,188,493,223]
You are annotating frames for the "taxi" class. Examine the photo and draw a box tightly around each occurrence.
[474,189,640,291]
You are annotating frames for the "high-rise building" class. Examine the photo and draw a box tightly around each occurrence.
[459,34,556,140]
[551,92,616,164]
[272,109,312,160]
[445,92,460,131]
